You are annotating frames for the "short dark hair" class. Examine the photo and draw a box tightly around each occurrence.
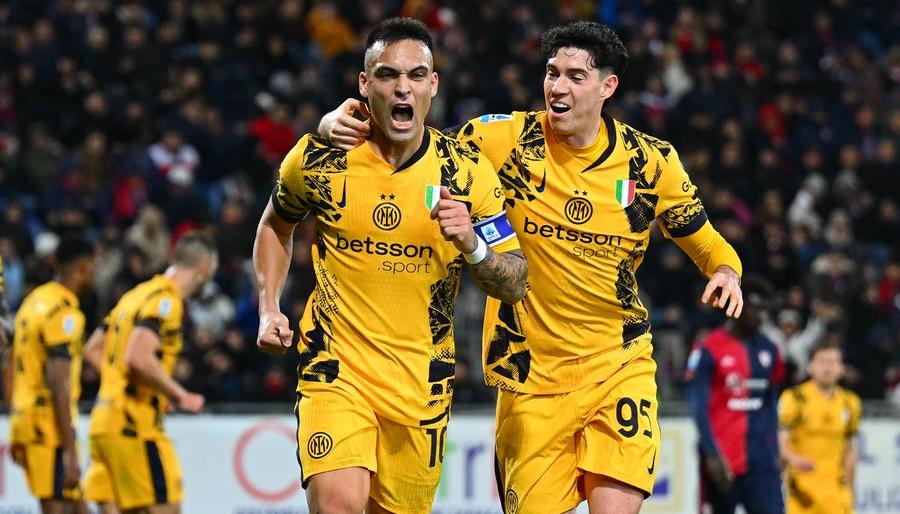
[172,231,217,267]
[741,275,774,300]
[55,235,94,266]
[540,21,628,76]
[365,17,433,54]
[809,341,843,362]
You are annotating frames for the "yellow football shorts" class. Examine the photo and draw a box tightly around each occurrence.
[494,340,660,514]
[82,441,115,504]
[13,443,80,500]
[89,434,183,510]
[787,477,854,514]
[296,381,445,514]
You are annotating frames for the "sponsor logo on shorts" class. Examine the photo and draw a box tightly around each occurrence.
[505,489,519,513]
[307,432,333,459]
[373,194,401,230]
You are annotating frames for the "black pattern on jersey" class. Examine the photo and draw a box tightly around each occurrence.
[424,257,462,419]
[616,240,650,348]
[498,112,545,207]
[485,302,530,388]
[298,306,339,383]
[303,175,342,223]
[455,122,483,156]
[659,199,707,237]
[621,125,668,233]
[301,135,348,173]
[434,133,475,202]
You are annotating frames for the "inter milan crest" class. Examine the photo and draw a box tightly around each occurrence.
[373,193,401,231]
[564,190,593,225]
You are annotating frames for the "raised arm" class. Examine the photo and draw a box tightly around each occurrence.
[252,200,298,354]
[318,98,372,151]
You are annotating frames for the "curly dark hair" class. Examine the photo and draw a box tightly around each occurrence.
[540,21,628,75]
[365,17,433,53]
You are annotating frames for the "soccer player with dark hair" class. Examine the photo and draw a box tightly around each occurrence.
[779,343,861,514]
[8,235,96,514]
[319,20,743,513]
[686,276,785,514]
[253,17,527,514]
[84,232,217,514]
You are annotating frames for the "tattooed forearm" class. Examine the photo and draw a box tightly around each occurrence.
[470,249,528,304]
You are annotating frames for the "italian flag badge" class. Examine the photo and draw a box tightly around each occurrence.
[615,179,636,207]
[425,184,441,210]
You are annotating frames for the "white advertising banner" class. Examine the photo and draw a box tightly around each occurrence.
[0,416,896,514]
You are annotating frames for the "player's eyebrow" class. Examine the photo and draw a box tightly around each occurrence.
[373,64,430,75]
[546,63,589,76]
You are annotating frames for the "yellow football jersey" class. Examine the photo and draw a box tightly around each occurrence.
[779,381,861,494]
[89,275,184,439]
[457,111,714,394]
[9,282,85,445]
[272,129,519,427]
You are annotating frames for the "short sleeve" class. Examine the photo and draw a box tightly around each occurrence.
[654,148,709,239]
[136,292,183,337]
[846,392,862,437]
[455,113,523,171]
[42,306,85,353]
[468,158,520,254]
[778,389,800,429]
[271,135,314,223]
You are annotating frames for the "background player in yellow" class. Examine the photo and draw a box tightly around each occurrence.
[86,232,215,514]
[7,236,95,514]
[779,343,861,514]
[253,17,527,514]
[318,21,743,514]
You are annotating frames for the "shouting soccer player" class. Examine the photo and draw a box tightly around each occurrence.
[85,232,215,514]
[779,343,861,514]
[253,18,527,514]
[8,236,95,514]
[686,277,785,514]
[319,21,743,514]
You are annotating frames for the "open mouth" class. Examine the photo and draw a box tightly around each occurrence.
[391,103,414,125]
[550,102,571,114]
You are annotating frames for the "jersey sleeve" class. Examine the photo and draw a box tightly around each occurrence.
[468,158,520,253]
[654,148,709,239]
[846,392,862,437]
[778,388,801,429]
[42,306,85,358]
[454,113,523,170]
[685,345,720,455]
[271,135,314,223]
[135,291,183,338]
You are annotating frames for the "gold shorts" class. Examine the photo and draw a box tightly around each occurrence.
[82,440,115,503]
[89,434,183,510]
[787,477,854,514]
[296,381,445,514]
[494,341,660,514]
[13,443,80,500]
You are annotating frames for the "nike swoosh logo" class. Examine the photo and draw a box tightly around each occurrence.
[647,450,657,475]
[336,179,347,208]
[535,169,547,192]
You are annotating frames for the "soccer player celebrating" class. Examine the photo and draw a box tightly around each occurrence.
[319,21,743,514]
[253,18,526,514]
[85,232,215,514]
[8,236,95,514]
[686,277,785,514]
[779,343,861,514]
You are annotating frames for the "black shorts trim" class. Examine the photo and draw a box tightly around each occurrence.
[53,446,65,499]
[145,441,168,504]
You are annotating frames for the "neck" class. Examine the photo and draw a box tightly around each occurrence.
[814,381,837,396]
[556,111,604,148]
[368,124,424,168]
[164,266,193,298]
[56,273,81,296]
[729,324,755,341]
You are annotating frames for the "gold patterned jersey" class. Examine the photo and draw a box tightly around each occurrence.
[272,129,519,427]
[779,381,861,492]
[457,111,712,394]
[9,282,85,445]
[89,275,184,439]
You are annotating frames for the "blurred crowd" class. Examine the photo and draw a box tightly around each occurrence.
[0,0,898,406]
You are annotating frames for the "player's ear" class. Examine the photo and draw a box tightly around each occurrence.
[430,71,439,98]
[359,71,369,98]
[599,72,619,101]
